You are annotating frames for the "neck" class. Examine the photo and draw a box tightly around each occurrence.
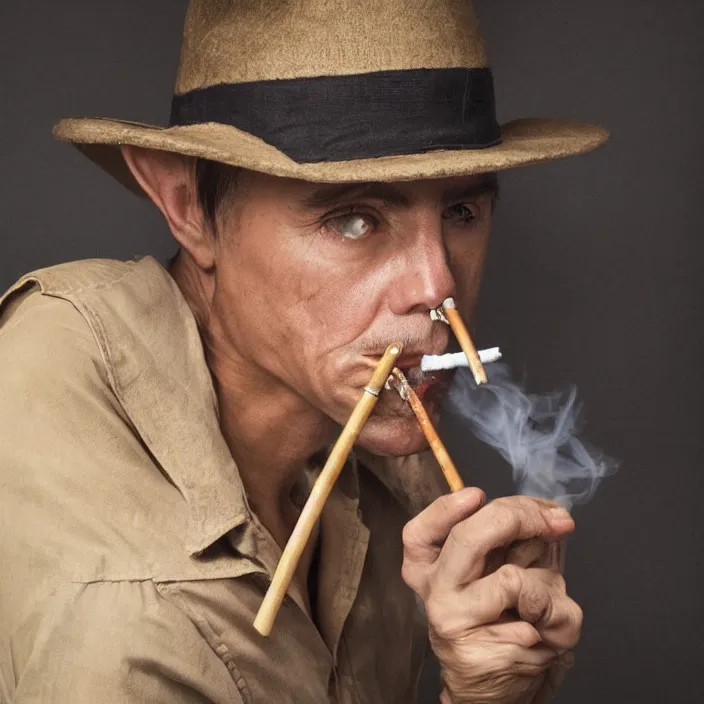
[168,252,336,538]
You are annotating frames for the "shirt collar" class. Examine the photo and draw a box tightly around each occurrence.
[77,256,251,555]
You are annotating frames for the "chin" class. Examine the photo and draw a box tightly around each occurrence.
[355,415,430,457]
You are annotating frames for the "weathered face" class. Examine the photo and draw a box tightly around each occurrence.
[210,171,494,456]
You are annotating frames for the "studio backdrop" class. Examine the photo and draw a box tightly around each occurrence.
[1,1,702,702]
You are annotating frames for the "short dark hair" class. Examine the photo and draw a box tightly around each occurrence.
[195,158,240,233]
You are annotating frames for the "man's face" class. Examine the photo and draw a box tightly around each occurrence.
[210,170,494,456]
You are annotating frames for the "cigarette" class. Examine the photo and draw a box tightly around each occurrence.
[436,298,487,385]
[253,342,402,637]
[390,369,465,493]
[420,348,501,372]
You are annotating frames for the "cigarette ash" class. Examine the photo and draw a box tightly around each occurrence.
[448,364,618,509]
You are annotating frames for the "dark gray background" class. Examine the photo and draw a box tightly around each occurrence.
[1,1,702,702]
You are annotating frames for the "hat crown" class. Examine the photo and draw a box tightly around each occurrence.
[175,0,488,93]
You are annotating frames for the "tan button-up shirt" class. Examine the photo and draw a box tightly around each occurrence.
[0,256,447,703]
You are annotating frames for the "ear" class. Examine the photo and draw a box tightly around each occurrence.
[120,146,215,271]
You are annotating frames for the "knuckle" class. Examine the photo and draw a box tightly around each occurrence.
[552,571,567,592]
[401,558,426,596]
[400,559,415,586]
[491,496,512,509]
[401,519,421,549]
[487,501,522,535]
[495,562,523,594]
[401,524,430,564]
[543,593,583,650]
[425,597,452,637]
[568,599,584,632]
[516,495,554,526]
[401,559,418,588]
[553,598,583,650]
[521,584,551,624]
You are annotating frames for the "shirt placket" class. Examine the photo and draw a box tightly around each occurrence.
[315,463,370,703]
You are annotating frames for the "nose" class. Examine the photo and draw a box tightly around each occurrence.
[387,227,456,316]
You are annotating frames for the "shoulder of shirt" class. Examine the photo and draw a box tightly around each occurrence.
[0,258,133,384]
[3,256,139,296]
[0,257,246,585]
[0,255,195,397]
[0,256,168,347]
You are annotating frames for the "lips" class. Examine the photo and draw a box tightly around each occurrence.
[394,354,423,371]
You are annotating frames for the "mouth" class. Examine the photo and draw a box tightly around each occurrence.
[407,367,455,405]
[360,342,453,414]
[394,354,451,390]
[387,358,456,412]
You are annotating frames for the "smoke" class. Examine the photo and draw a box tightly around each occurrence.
[447,364,618,509]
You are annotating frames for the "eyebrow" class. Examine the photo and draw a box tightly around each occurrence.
[300,175,499,211]
[442,178,499,205]
[301,182,411,210]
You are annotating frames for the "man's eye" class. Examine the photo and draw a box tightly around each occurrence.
[444,203,478,223]
[327,213,374,240]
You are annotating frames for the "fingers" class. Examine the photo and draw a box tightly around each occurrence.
[505,537,554,569]
[437,496,574,585]
[484,538,549,577]
[473,619,542,648]
[500,566,582,652]
[402,487,486,566]
[427,565,582,652]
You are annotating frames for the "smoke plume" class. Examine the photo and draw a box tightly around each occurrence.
[448,364,618,509]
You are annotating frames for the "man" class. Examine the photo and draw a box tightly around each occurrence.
[0,0,607,702]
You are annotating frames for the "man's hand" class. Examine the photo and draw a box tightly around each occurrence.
[401,489,580,704]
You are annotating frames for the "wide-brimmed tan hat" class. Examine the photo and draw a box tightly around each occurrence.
[53,0,608,195]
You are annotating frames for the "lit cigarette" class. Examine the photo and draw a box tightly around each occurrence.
[390,368,465,493]
[421,348,502,372]
[253,342,402,637]
[435,297,487,385]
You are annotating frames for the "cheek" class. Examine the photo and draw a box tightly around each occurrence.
[221,235,386,368]
[293,265,386,353]
[447,226,491,319]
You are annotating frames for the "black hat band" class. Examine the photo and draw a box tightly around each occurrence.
[169,67,502,164]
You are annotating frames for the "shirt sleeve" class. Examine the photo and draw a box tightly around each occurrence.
[14,580,246,704]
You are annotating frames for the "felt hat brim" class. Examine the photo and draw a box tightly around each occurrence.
[53,116,608,195]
